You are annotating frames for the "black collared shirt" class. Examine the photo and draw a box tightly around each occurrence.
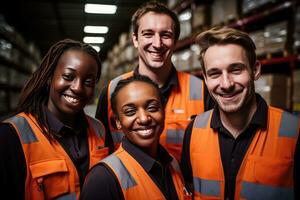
[46,109,90,187]
[181,94,300,199]
[81,137,179,200]
[0,109,91,199]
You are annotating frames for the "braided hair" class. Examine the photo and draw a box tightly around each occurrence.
[17,39,101,138]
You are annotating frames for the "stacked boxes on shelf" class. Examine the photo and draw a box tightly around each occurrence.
[293,69,300,115]
[211,0,238,25]
[249,21,288,56]
[255,74,291,110]
[294,6,300,52]
[242,0,279,14]
[264,21,288,54]
[0,16,40,116]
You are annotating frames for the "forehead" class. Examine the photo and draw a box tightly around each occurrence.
[55,49,98,72]
[116,81,160,103]
[204,44,248,66]
[138,11,174,31]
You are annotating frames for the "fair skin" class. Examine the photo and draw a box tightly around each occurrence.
[48,49,98,127]
[202,44,261,138]
[115,81,164,158]
[132,12,176,87]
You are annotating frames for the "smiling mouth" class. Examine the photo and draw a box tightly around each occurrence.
[64,95,80,104]
[149,51,164,58]
[135,128,154,137]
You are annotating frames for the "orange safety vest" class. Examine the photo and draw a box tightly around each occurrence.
[101,144,190,200]
[4,112,109,200]
[189,107,299,200]
[107,71,204,160]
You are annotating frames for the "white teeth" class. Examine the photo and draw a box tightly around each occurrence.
[64,95,79,104]
[136,128,153,136]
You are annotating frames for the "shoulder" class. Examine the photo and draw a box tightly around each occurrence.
[0,123,21,147]
[81,163,122,200]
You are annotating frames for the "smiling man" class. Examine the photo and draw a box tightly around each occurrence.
[181,27,299,200]
[95,1,212,160]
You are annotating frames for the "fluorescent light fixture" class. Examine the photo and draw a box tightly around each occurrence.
[84,26,108,34]
[85,4,117,14]
[83,36,105,44]
[91,45,100,52]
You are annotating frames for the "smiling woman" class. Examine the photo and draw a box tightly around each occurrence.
[0,39,111,200]
[81,75,191,200]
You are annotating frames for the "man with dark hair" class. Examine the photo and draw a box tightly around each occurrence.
[95,1,212,161]
[181,27,299,199]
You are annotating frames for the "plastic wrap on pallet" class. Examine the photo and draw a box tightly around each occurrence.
[264,21,287,54]
[249,30,266,56]
[212,0,238,25]
[242,0,279,14]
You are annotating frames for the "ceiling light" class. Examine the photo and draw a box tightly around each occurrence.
[85,4,117,14]
[83,36,105,44]
[91,45,100,52]
[84,26,108,34]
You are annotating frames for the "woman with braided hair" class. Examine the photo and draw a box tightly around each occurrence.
[0,39,111,200]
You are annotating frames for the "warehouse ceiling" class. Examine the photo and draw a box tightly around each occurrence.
[0,0,166,60]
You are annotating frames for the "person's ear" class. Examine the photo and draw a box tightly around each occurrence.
[253,60,261,81]
[115,119,122,130]
[132,32,138,48]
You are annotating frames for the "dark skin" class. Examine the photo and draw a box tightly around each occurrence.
[114,81,165,158]
[47,49,99,127]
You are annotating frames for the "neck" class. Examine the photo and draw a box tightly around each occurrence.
[219,97,257,139]
[138,61,172,88]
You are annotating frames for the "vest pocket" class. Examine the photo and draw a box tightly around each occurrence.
[29,159,70,199]
[247,155,293,186]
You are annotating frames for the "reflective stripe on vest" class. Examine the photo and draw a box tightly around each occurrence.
[166,129,185,144]
[189,75,202,100]
[193,177,221,197]
[240,181,294,200]
[109,74,124,97]
[279,111,299,138]
[170,157,181,173]
[102,154,137,189]
[55,192,76,200]
[5,116,38,144]
[87,116,105,138]
[194,110,212,128]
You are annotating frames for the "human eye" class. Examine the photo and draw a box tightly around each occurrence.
[230,64,244,74]
[84,78,96,87]
[207,70,221,79]
[161,31,173,39]
[142,31,153,38]
[123,106,136,116]
[62,73,74,81]
[147,101,160,112]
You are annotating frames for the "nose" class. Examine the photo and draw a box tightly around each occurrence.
[220,73,234,90]
[137,110,151,124]
[70,79,83,93]
[152,34,162,48]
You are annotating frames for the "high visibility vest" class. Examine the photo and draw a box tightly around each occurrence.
[4,112,109,200]
[101,145,190,200]
[107,71,204,160]
[189,107,299,200]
